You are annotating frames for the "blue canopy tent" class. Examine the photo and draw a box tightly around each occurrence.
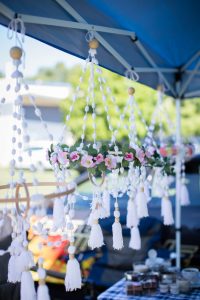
[0,0,199,269]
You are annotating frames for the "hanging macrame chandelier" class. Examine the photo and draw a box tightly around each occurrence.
[0,17,78,298]
[47,33,173,262]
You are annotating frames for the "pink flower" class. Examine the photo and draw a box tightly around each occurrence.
[136,149,145,163]
[57,151,69,165]
[159,147,168,157]
[95,153,104,164]
[105,155,117,170]
[145,146,155,158]
[50,153,57,164]
[81,155,94,168]
[124,152,134,161]
[70,151,80,162]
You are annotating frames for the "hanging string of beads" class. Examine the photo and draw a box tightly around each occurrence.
[180,158,190,206]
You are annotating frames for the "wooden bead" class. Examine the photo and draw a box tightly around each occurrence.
[10,47,22,60]
[128,87,135,95]
[89,39,99,49]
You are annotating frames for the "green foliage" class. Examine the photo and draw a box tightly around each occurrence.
[32,63,200,141]
[31,62,70,82]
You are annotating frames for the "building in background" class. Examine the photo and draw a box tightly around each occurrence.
[0,79,71,168]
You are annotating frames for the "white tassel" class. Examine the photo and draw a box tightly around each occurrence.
[18,246,35,271]
[37,258,50,300]
[87,211,94,226]
[181,184,190,206]
[112,220,124,250]
[11,242,36,286]
[102,190,110,217]
[136,187,149,218]
[144,181,151,202]
[53,198,65,229]
[129,226,141,250]
[65,243,82,291]
[21,271,36,300]
[88,220,104,249]
[161,197,174,225]
[37,285,50,300]
[8,254,21,283]
[8,237,24,283]
[126,198,139,228]
[112,201,123,250]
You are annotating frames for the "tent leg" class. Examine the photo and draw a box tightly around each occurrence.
[175,98,181,269]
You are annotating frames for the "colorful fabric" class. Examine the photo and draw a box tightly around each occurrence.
[98,278,200,300]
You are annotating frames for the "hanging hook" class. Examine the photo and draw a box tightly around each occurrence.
[85,30,95,42]
[7,15,26,68]
[125,68,139,82]
[7,15,25,46]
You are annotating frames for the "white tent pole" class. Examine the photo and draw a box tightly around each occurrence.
[175,97,181,269]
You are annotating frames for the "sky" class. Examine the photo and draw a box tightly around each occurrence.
[0,25,83,77]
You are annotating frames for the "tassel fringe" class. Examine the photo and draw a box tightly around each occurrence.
[129,226,141,250]
[112,220,124,250]
[21,271,36,300]
[88,221,104,249]
[181,184,190,206]
[161,197,174,225]
[136,188,149,218]
[65,244,82,291]
[126,198,139,228]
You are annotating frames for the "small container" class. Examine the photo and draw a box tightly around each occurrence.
[142,279,157,295]
[182,268,199,283]
[124,271,145,282]
[126,282,134,295]
[170,283,179,295]
[147,272,160,287]
[124,271,134,281]
[126,281,143,296]
[162,278,173,286]
[159,282,169,294]
[177,279,190,293]
[132,282,143,296]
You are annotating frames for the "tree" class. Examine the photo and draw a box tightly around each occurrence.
[32,63,200,142]
[31,62,70,82]
[61,64,176,142]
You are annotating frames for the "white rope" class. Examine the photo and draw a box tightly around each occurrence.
[7,17,26,67]
[125,68,139,82]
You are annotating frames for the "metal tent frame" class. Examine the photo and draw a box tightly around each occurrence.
[0,0,199,269]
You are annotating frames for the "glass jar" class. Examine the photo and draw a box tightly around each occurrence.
[125,281,143,296]
[159,282,169,294]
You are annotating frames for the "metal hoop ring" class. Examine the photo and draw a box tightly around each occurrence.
[15,182,30,218]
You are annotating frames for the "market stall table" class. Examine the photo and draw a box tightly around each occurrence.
[97,278,200,300]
